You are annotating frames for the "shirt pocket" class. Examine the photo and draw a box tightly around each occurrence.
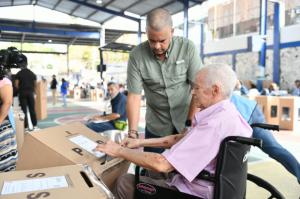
[166,61,188,79]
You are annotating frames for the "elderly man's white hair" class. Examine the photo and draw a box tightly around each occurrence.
[200,63,237,98]
[146,8,173,31]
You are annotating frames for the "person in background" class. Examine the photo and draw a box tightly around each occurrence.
[0,73,18,172]
[86,81,127,132]
[292,79,300,96]
[95,64,252,199]
[50,75,58,105]
[247,81,260,99]
[231,94,300,184]
[15,55,38,131]
[126,8,202,153]
[233,80,248,96]
[60,78,68,107]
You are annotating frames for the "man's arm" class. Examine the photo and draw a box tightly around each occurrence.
[122,133,186,149]
[15,79,19,90]
[0,84,13,124]
[126,92,141,137]
[95,141,174,173]
[91,113,120,121]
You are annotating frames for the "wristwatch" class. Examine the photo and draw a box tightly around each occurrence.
[185,119,192,127]
[128,129,139,138]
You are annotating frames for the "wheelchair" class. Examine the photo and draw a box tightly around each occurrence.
[134,123,285,199]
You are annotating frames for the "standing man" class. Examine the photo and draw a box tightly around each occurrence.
[15,55,38,131]
[50,75,58,105]
[126,8,202,153]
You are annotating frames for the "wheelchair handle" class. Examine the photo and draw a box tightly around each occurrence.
[250,123,279,131]
[225,136,262,148]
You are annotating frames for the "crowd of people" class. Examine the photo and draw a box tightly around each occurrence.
[0,7,299,199]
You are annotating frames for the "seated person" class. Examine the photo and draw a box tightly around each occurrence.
[94,64,252,199]
[231,94,300,184]
[247,81,260,98]
[86,81,127,132]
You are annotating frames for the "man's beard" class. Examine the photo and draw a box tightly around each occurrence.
[152,49,166,56]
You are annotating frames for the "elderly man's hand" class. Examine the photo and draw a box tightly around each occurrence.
[94,140,122,158]
[121,137,141,149]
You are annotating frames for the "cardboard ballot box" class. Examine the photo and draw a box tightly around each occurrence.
[255,96,279,125]
[279,96,300,130]
[16,122,130,190]
[90,89,97,101]
[35,81,48,120]
[0,165,112,199]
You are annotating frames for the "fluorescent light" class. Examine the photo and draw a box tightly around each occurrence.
[48,39,52,42]
[96,0,102,4]
[124,11,140,18]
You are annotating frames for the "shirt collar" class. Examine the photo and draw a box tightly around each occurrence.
[111,92,120,100]
[194,99,231,124]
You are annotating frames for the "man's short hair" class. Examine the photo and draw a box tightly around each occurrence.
[107,81,118,87]
[200,63,237,98]
[18,54,28,69]
[146,8,173,31]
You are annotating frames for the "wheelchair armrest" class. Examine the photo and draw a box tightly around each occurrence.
[224,136,262,148]
[250,123,279,131]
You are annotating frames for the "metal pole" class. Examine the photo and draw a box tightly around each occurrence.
[138,19,142,44]
[273,2,280,85]
[232,53,236,71]
[258,0,268,91]
[67,45,70,76]
[233,0,236,36]
[200,22,204,62]
[183,0,189,38]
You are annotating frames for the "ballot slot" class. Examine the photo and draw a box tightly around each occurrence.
[80,171,94,188]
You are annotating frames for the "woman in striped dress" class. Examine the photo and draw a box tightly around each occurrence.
[0,76,18,172]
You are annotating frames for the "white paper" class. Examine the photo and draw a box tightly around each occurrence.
[69,135,105,158]
[1,176,68,195]
[92,119,109,124]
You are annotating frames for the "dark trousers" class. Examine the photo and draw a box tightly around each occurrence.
[19,92,37,128]
[144,127,178,154]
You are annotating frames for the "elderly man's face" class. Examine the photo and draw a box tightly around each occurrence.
[108,84,119,98]
[192,72,214,110]
[147,26,173,57]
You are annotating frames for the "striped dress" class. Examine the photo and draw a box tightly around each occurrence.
[0,120,18,172]
[0,77,18,172]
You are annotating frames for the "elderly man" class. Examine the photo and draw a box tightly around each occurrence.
[86,82,127,132]
[126,8,202,152]
[95,64,252,199]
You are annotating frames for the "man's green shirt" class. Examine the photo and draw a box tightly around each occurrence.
[127,36,202,136]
